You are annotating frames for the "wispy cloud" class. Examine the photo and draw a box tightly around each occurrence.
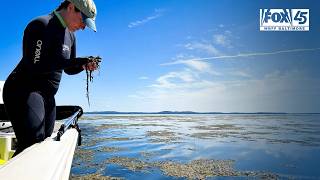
[128,9,165,28]
[182,29,235,56]
[177,47,320,61]
[150,57,218,90]
[184,42,221,56]
[213,34,232,48]
[161,59,220,75]
[150,70,197,89]
[130,69,320,112]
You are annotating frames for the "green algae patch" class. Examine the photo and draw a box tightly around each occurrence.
[139,151,159,159]
[153,159,278,179]
[97,146,126,153]
[74,148,95,162]
[94,137,131,145]
[154,159,238,179]
[193,124,244,131]
[106,156,152,172]
[103,157,279,179]
[146,130,181,143]
[94,123,170,131]
[70,173,124,180]
[95,137,131,141]
[146,130,175,137]
[81,135,132,148]
[94,124,126,131]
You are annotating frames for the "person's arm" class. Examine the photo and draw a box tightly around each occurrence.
[22,19,89,74]
[64,34,85,75]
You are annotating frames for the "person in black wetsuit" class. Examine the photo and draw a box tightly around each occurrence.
[2,0,98,156]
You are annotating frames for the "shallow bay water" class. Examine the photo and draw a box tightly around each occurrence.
[70,114,320,180]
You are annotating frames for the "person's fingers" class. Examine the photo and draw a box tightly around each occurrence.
[83,61,99,71]
[88,65,95,71]
[90,62,98,69]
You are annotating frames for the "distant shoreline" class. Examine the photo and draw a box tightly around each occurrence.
[84,111,320,115]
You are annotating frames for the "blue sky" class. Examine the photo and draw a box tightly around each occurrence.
[1,0,320,113]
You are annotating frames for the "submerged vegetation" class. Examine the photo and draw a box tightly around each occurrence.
[85,56,102,106]
[71,114,320,179]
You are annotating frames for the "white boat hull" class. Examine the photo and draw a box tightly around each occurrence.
[0,129,79,180]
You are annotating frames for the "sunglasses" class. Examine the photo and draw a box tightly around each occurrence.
[74,6,81,12]
[74,6,87,24]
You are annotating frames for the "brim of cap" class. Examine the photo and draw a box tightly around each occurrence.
[81,13,97,32]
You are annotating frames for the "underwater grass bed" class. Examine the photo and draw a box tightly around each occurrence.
[71,114,320,179]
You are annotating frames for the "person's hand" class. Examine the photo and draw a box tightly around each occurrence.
[82,61,98,71]
[81,56,101,71]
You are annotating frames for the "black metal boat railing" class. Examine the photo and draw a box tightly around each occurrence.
[55,106,83,146]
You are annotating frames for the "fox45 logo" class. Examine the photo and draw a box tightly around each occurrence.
[260,9,309,31]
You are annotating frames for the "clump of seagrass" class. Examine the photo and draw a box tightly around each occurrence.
[85,56,102,106]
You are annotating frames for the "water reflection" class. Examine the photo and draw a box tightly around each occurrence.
[71,114,320,179]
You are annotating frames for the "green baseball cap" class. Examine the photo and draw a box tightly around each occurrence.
[67,0,97,32]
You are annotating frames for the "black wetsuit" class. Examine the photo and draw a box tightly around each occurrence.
[3,12,88,155]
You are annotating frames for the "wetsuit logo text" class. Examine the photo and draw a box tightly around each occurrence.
[34,40,42,64]
[63,44,70,52]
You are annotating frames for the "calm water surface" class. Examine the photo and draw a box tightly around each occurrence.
[70,114,320,179]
